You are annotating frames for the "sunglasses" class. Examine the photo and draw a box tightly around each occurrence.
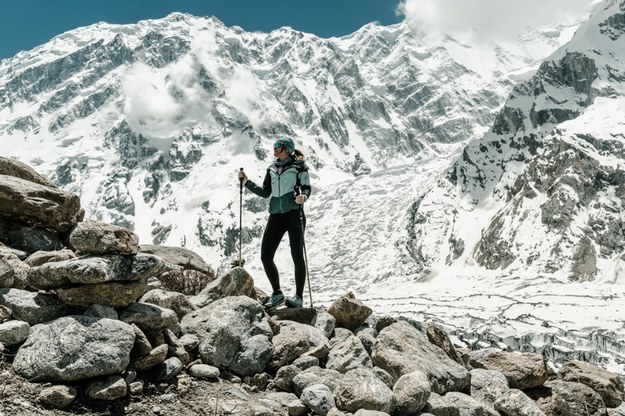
[273,141,284,149]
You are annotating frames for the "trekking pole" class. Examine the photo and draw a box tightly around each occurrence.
[232,168,245,267]
[296,186,313,308]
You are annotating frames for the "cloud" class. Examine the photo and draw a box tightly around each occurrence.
[396,0,600,40]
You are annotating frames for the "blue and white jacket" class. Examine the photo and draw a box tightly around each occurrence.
[245,157,311,214]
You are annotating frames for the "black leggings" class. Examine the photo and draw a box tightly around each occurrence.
[260,209,306,298]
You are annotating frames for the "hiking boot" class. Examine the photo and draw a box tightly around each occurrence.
[264,293,285,309]
[285,295,303,308]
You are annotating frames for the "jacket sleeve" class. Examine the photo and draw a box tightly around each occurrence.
[245,169,272,198]
[298,168,311,199]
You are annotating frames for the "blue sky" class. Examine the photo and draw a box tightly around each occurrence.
[0,0,402,60]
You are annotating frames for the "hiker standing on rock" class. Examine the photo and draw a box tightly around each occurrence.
[238,137,311,308]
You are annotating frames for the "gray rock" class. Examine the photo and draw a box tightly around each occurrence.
[129,380,144,396]
[268,320,310,371]
[559,360,624,408]
[37,385,77,409]
[495,389,546,416]
[0,305,11,323]
[140,244,213,274]
[87,375,127,400]
[57,281,151,309]
[0,257,15,287]
[119,302,178,333]
[293,355,319,371]
[0,320,30,346]
[164,328,191,364]
[13,315,135,381]
[326,335,372,373]
[393,370,431,415]
[179,333,200,352]
[192,267,255,307]
[140,288,195,320]
[426,324,465,367]
[354,411,391,416]
[149,357,183,383]
[27,253,165,290]
[180,296,273,377]
[84,304,118,320]
[536,380,608,416]
[358,332,377,357]
[470,369,510,413]
[293,366,344,396]
[0,156,57,188]
[0,288,67,325]
[372,321,470,394]
[313,309,336,338]
[335,368,395,414]
[130,323,152,356]
[275,364,301,392]
[24,248,76,267]
[69,220,139,255]
[7,225,63,253]
[133,344,168,371]
[372,366,396,390]
[0,174,82,232]
[328,292,373,330]
[470,351,547,390]
[301,384,336,416]
[189,364,220,379]
[279,320,331,361]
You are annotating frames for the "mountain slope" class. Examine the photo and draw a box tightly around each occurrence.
[410,0,625,282]
[0,12,574,281]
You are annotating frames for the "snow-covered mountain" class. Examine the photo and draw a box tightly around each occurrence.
[411,0,625,282]
[3,0,625,371]
[0,11,574,273]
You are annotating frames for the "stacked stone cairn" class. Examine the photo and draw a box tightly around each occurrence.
[0,156,624,415]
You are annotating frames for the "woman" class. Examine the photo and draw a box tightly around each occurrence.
[238,138,311,308]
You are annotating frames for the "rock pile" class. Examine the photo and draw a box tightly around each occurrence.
[0,157,624,415]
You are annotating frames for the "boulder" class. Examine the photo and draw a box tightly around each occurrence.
[335,368,395,414]
[267,307,317,324]
[0,174,82,232]
[87,375,127,400]
[0,257,14,287]
[0,288,67,324]
[534,380,608,416]
[27,253,165,290]
[192,267,255,307]
[24,248,76,267]
[0,305,11,323]
[0,156,57,188]
[470,351,548,390]
[0,320,30,346]
[426,324,465,367]
[275,364,302,392]
[495,389,546,416]
[37,385,77,409]
[180,296,273,377]
[140,288,195,320]
[57,281,151,309]
[470,369,511,413]
[313,309,337,338]
[148,357,183,383]
[301,384,336,416]
[119,302,178,333]
[141,244,215,295]
[84,304,118,320]
[372,321,470,394]
[0,249,29,289]
[328,292,373,330]
[133,344,168,371]
[326,335,373,373]
[393,370,431,416]
[189,364,220,380]
[293,366,344,396]
[268,321,310,371]
[69,220,139,255]
[13,315,135,381]
[7,225,63,253]
[559,360,624,408]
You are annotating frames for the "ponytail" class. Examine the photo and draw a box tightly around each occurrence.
[293,149,305,161]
